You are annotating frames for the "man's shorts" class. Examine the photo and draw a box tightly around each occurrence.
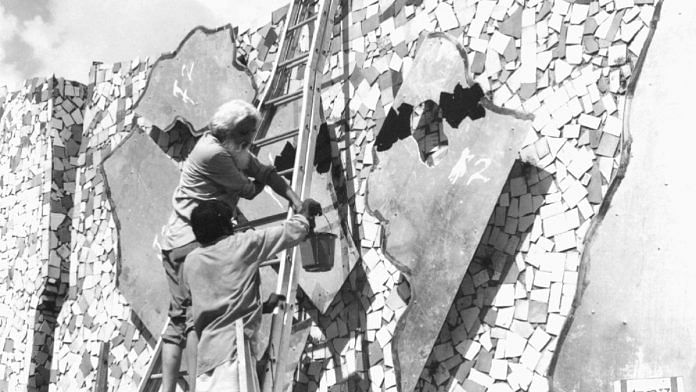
[161,241,199,346]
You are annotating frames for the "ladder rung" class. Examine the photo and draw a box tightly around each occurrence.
[254,129,299,148]
[260,258,281,268]
[235,212,287,231]
[149,371,188,380]
[288,15,317,33]
[278,53,310,70]
[278,167,293,177]
[264,90,303,107]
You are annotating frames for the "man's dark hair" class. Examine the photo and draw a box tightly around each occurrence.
[190,200,235,245]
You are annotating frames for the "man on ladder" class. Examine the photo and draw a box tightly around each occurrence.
[180,198,320,392]
[158,99,320,392]
[145,0,339,390]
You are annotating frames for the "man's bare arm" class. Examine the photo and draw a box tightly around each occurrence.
[255,170,303,211]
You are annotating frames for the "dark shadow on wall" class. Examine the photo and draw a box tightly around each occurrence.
[31,294,63,391]
[266,122,335,182]
[148,120,200,163]
[413,162,553,392]
[292,262,409,392]
[29,117,82,392]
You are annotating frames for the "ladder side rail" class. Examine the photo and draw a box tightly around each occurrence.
[265,1,338,391]
[271,0,331,305]
[270,98,323,392]
[283,0,336,305]
[260,0,323,385]
[274,1,310,94]
[256,0,303,110]
[291,0,334,203]
[271,0,329,300]
[137,323,168,392]
[256,1,314,147]
[261,57,318,389]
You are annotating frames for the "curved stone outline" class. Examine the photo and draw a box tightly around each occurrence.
[133,24,258,136]
[548,0,666,383]
[100,129,182,336]
[369,31,535,392]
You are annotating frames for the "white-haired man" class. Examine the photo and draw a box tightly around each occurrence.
[159,99,318,392]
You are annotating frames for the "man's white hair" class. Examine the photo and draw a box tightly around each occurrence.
[209,99,260,141]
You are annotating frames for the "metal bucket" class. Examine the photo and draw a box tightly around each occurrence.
[300,231,337,272]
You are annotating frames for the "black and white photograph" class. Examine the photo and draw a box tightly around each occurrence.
[0,0,691,391]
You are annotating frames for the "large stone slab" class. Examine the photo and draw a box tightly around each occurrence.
[103,130,181,335]
[366,32,532,391]
[134,25,256,134]
[369,110,530,392]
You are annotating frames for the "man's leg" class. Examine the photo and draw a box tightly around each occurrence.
[161,242,199,392]
[162,342,183,392]
[185,329,198,391]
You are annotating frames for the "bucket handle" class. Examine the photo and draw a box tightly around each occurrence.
[308,211,332,235]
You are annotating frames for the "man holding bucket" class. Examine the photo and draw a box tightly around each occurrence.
[181,198,322,391]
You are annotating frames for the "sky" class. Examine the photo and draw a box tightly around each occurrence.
[0,0,288,91]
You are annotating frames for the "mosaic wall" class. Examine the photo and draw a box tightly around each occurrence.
[0,78,85,391]
[49,60,154,392]
[0,0,661,391]
[48,56,206,391]
[272,1,660,391]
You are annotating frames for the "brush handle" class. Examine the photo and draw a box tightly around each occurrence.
[308,216,316,233]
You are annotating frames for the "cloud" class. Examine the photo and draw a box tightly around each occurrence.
[1,0,51,23]
[0,4,24,91]
[0,1,285,89]
[195,0,289,32]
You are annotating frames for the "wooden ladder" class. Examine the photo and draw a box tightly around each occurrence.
[254,1,338,392]
[136,0,337,391]
[137,323,190,392]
